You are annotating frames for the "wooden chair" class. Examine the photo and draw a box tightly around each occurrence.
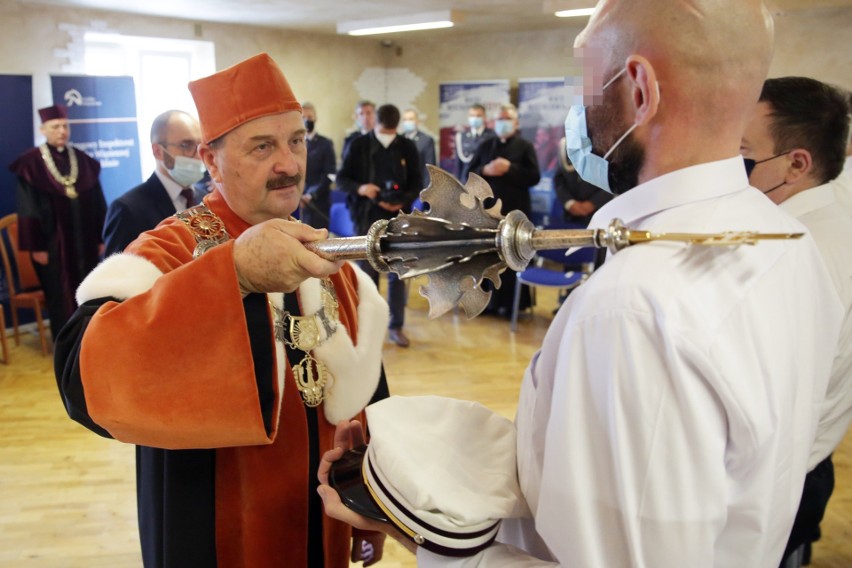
[0,213,50,356]
[0,308,7,364]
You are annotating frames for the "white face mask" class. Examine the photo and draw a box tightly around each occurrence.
[402,120,417,134]
[376,132,396,148]
[494,119,514,138]
[563,68,658,193]
[167,155,206,187]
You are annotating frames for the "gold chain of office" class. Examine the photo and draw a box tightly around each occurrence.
[39,144,79,199]
[175,203,338,408]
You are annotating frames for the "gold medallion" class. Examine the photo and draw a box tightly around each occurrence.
[293,355,329,408]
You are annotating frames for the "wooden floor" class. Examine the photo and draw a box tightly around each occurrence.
[0,281,850,567]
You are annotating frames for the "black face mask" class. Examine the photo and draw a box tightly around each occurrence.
[304,119,315,133]
[743,151,790,177]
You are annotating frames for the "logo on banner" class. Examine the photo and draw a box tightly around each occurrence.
[64,89,102,108]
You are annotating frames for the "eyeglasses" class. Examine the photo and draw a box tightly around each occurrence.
[743,151,792,177]
[160,141,200,156]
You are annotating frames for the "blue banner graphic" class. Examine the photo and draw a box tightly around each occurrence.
[0,74,34,319]
[51,75,142,204]
[0,75,34,218]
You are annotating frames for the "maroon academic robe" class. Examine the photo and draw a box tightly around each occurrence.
[9,143,105,336]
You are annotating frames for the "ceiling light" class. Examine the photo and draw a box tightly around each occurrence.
[554,8,596,17]
[337,11,457,36]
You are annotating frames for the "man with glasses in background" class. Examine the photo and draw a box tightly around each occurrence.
[103,109,206,255]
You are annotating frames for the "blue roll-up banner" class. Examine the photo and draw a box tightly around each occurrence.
[51,75,142,204]
[0,75,34,218]
[438,80,510,177]
[518,77,571,226]
[0,74,34,319]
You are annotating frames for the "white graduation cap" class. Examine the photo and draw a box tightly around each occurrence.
[329,395,528,556]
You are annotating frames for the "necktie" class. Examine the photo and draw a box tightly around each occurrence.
[180,188,197,208]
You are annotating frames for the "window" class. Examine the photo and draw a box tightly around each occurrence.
[82,32,215,179]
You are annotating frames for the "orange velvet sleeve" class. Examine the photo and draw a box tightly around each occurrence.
[80,228,280,450]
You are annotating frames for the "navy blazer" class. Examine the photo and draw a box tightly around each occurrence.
[103,173,203,256]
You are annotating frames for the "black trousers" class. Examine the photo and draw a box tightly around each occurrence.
[780,454,835,566]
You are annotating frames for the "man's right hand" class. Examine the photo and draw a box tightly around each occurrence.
[31,251,48,265]
[357,184,381,200]
[233,219,342,294]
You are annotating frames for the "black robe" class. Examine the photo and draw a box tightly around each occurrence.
[467,134,541,312]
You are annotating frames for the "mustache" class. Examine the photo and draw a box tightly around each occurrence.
[266,173,302,189]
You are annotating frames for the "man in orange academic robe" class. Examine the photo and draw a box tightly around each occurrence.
[54,53,389,568]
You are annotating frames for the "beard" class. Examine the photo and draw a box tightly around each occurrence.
[586,93,645,195]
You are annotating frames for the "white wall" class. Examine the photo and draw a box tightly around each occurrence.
[1,1,850,163]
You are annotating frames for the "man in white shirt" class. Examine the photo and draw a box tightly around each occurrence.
[741,76,852,567]
[318,1,843,566]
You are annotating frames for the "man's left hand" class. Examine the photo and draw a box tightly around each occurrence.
[317,420,418,554]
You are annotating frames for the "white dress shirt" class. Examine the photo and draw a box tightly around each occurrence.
[832,156,852,215]
[782,181,852,470]
[418,157,842,568]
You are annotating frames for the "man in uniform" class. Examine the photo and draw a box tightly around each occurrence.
[54,53,388,568]
[454,103,495,183]
[318,1,844,566]
[300,102,336,230]
[9,104,106,341]
[103,109,206,255]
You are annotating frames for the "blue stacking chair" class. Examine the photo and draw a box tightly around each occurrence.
[509,193,597,331]
[329,202,356,238]
[510,245,596,332]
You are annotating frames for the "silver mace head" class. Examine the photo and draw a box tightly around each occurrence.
[307,165,803,319]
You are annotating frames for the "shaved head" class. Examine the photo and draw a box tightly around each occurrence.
[574,0,775,181]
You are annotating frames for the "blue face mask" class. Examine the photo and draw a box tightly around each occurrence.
[494,119,514,138]
[564,68,641,193]
[468,116,484,130]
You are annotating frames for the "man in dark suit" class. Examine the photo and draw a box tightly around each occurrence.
[337,104,420,347]
[341,100,376,161]
[468,103,540,316]
[103,110,205,255]
[299,102,336,229]
[553,138,614,226]
[401,108,436,190]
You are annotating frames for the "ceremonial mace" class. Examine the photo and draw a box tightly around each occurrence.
[306,166,801,319]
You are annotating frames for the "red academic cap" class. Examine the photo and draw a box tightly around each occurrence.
[38,104,68,123]
[188,52,302,144]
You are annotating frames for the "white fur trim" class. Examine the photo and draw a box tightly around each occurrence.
[267,292,288,424]
[76,253,164,304]
[320,262,389,424]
